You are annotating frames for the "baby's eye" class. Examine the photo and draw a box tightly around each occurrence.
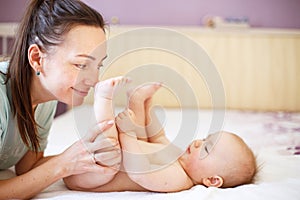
[74,64,87,69]
[206,142,215,152]
[204,145,209,153]
[199,143,209,159]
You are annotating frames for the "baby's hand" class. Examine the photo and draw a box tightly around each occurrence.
[116,109,136,133]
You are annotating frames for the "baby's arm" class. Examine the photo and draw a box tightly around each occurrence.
[116,110,193,192]
[127,158,193,192]
[116,110,151,172]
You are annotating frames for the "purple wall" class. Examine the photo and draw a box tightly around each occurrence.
[0,0,300,28]
[0,0,27,22]
[83,0,300,29]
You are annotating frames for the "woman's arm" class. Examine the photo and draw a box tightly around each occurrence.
[15,151,48,175]
[0,121,115,199]
[0,154,67,199]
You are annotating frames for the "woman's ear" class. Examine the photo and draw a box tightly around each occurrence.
[28,44,44,74]
[202,175,223,188]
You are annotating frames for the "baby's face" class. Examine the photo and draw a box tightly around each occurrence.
[179,132,243,184]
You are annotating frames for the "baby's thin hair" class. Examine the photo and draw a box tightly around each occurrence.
[249,154,264,184]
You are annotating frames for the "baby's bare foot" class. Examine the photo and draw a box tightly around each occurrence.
[94,76,131,100]
[127,82,162,102]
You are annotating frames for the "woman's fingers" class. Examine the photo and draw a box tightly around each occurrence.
[84,120,114,142]
[92,138,122,167]
[91,163,120,175]
[89,137,119,152]
[94,150,122,167]
[71,120,123,174]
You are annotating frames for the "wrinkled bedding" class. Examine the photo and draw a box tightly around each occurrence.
[1,106,300,199]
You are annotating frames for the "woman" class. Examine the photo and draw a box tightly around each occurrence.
[0,0,121,199]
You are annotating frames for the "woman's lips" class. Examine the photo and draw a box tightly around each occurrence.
[72,87,89,97]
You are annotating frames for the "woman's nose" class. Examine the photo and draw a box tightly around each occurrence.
[84,78,97,87]
[84,70,99,87]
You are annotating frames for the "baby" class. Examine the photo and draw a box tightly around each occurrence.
[65,77,257,192]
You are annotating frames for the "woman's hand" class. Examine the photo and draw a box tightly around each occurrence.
[59,120,121,177]
[93,133,122,169]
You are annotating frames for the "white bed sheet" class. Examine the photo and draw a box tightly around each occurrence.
[1,105,300,199]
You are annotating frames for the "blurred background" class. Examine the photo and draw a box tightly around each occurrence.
[0,0,299,114]
[1,0,300,28]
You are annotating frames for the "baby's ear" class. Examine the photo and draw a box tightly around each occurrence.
[203,175,223,188]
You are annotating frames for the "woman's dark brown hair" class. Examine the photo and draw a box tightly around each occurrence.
[3,0,105,153]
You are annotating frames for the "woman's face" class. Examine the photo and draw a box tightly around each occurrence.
[38,25,107,106]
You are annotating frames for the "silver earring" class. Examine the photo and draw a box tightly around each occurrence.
[36,71,40,76]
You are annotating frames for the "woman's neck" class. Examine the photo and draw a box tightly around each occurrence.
[31,73,55,107]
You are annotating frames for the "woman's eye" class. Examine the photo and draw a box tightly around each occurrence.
[97,64,103,70]
[75,64,87,69]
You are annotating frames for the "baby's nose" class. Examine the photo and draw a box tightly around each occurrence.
[193,140,202,148]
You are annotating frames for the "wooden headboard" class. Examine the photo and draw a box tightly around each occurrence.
[1,23,299,111]
[84,26,300,112]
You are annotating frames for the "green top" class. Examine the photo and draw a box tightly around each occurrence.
[0,61,57,169]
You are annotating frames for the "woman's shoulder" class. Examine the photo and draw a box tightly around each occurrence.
[0,61,9,83]
[0,60,9,73]
[0,60,9,88]
[35,100,58,124]
[0,62,11,129]
[0,61,9,92]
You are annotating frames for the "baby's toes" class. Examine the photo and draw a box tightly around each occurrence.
[115,76,131,87]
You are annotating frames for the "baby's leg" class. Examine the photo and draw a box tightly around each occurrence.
[144,98,170,145]
[94,76,131,124]
[127,82,168,144]
[81,76,130,187]
[93,76,131,162]
[65,77,131,190]
[144,98,182,166]
[126,83,161,141]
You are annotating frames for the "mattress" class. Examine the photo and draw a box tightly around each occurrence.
[1,105,300,199]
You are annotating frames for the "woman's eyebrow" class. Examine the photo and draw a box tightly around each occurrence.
[76,54,107,62]
[98,55,108,66]
[101,55,108,61]
[76,54,96,60]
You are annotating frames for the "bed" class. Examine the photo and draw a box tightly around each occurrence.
[19,105,300,199]
[1,24,300,199]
